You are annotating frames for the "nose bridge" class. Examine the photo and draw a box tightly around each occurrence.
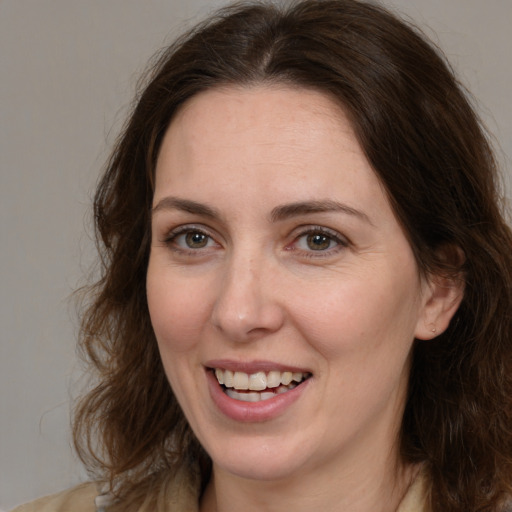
[211,243,283,340]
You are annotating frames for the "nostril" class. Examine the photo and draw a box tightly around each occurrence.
[211,302,285,341]
[209,261,285,339]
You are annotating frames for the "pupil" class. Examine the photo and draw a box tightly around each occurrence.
[186,232,207,248]
[307,234,330,250]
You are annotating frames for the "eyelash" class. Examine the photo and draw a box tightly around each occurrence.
[162,225,219,255]
[288,226,349,258]
[161,225,349,258]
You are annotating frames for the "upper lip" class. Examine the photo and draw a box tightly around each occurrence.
[204,359,312,374]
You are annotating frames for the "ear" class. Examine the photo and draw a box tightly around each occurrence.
[414,247,465,340]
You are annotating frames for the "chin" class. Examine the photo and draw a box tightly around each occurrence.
[205,434,316,482]
[216,456,305,482]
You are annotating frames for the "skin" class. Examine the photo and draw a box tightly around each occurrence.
[147,86,462,512]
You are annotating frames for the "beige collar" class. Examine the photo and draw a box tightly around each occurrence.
[95,465,428,512]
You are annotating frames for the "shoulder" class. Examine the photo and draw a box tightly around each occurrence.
[11,483,99,512]
[397,467,429,512]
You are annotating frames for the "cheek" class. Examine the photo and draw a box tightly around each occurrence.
[296,268,421,361]
[146,268,213,416]
[146,270,212,355]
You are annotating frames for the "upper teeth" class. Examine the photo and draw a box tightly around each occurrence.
[214,369,307,391]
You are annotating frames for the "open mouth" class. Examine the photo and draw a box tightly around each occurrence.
[211,368,312,403]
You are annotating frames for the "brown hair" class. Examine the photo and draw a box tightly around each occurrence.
[74,1,512,510]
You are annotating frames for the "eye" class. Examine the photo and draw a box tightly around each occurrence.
[298,233,337,251]
[289,226,348,256]
[181,231,210,249]
[164,227,219,252]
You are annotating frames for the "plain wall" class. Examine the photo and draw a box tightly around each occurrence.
[1,0,510,509]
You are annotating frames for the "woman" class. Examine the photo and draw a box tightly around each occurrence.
[14,0,512,511]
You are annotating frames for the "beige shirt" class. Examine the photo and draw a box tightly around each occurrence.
[12,469,428,512]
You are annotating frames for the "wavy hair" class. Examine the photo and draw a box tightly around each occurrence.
[73,1,512,510]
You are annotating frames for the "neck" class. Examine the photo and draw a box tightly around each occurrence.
[200,450,419,512]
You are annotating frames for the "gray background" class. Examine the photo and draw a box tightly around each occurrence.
[1,0,510,509]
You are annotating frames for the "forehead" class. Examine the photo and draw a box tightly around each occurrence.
[155,85,367,191]
[172,84,346,132]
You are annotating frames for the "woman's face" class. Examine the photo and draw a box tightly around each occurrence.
[147,86,434,482]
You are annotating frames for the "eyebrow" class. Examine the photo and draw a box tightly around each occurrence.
[152,196,372,225]
[270,200,373,225]
[152,197,221,219]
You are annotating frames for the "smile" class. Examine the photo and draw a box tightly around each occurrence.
[213,368,311,402]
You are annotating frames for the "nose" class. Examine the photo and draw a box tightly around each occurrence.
[210,252,285,342]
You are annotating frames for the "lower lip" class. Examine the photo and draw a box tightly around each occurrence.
[206,370,310,423]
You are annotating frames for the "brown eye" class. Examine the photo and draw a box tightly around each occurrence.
[292,227,347,255]
[167,228,217,251]
[184,231,209,248]
[306,233,332,251]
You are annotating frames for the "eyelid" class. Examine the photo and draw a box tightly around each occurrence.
[162,224,209,242]
[161,224,221,253]
[158,223,348,257]
[287,225,349,256]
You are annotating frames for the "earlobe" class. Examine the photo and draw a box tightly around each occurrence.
[415,276,464,340]
[415,250,465,340]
